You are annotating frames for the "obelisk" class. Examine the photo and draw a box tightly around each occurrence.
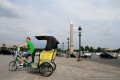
[70,21,74,54]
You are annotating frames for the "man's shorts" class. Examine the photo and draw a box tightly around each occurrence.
[21,52,31,58]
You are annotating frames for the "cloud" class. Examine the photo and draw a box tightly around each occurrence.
[0,0,120,50]
[54,0,120,21]
[97,26,119,43]
[4,40,23,46]
[91,24,99,28]
[103,27,119,36]
[0,0,25,18]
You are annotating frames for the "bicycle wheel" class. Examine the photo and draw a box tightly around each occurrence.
[9,61,18,71]
[39,62,53,77]
[53,61,56,71]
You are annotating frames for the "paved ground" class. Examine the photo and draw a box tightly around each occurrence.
[84,55,120,68]
[0,55,120,80]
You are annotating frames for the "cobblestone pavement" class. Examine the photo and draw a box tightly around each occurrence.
[0,55,120,80]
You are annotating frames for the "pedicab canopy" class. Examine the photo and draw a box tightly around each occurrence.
[35,36,60,51]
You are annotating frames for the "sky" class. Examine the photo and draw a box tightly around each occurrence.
[0,0,120,50]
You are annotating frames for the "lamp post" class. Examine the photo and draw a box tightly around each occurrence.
[77,26,82,61]
[66,37,69,58]
[62,42,64,53]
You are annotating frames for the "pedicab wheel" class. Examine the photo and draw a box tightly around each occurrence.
[39,62,53,77]
[53,61,56,71]
[9,61,18,71]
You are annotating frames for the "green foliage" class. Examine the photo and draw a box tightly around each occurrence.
[62,50,67,53]
[89,47,94,52]
[97,47,101,52]
[57,48,62,52]
[74,49,79,52]
[112,49,117,53]
[81,46,84,51]
[116,48,120,53]
[35,48,43,52]
[85,46,89,51]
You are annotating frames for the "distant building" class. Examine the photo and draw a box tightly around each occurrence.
[94,48,110,52]
[0,44,3,47]
[0,44,11,50]
[101,48,110,51]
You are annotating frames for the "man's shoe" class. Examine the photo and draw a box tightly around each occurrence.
[19,64,23,66]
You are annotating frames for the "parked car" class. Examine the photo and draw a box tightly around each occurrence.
[99,52,118,59]
[56,53,66,57]
[81,51,92,58]
[70,53,76,58]
[0,50,13,55]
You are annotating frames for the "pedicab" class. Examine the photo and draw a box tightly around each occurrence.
[9,36,59,77]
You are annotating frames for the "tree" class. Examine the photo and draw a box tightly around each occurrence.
[81,46,84,51]
[35,48,43,52]
[62,49,66,53]
[57,48,62,52]
[113,49,117,53]
[97,47,101,52]
[74,49,79,52]
[89,47,94,52]
[107,50,111,52]
[116,48,120,53]
[85,46,89,51]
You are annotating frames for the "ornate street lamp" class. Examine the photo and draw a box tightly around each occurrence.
[77,26,82,61]
[66,37,69,58]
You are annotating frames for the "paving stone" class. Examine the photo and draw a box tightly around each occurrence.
[0,55,120,80]
[71,77,84,80]
[61,78,73,80]
[61,75,70,78]
[23,76,37,80]
[37,76,49,79]
[0,76,13,80]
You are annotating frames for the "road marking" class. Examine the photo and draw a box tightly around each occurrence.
[35,76,38,80]
[72,70,80,76]
[22,74,29,80]
[11,73,21,80]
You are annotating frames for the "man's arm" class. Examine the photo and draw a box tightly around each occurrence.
[18,43,27,48]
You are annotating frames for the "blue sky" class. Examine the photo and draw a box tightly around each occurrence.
[0,0,120,50]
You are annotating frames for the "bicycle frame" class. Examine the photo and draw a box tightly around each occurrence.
[13,47,31,67]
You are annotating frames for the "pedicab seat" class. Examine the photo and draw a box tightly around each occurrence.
[39,50,56,65]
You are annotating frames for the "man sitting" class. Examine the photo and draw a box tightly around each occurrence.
[18,37,34,66]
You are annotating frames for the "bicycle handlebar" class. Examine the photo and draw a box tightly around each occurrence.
[14,45,21,55]
[12,45,21,59]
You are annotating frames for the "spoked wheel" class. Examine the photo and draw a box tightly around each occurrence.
[39,62,53,77]
[9,61,18,71]
[52,61,56,71]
